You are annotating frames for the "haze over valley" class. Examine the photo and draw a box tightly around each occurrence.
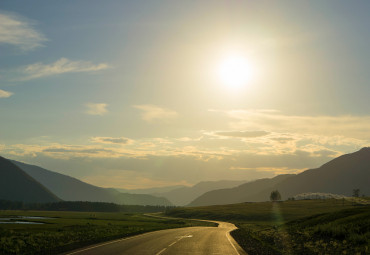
[1,147,369,207]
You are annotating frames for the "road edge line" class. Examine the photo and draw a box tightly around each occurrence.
[64,231,153,255]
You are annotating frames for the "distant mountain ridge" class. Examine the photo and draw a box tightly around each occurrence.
[4,147,369,207]
[152,180,249,206]
[116,185,187,195]
[11,160,172,206]
[188,174,294,206]
[0,157,60,203]
[188,148,370,206]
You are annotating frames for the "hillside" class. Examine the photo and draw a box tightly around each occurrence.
[188,174,294,206]
[0,157,60,203]
[188,147,370,206]
[12,160,172,206]
[153,180,249,206]
[271,147,370,199]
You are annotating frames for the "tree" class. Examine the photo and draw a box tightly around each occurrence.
[270,190,281,201]
[353,189,360,197]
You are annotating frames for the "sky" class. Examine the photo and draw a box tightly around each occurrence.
[1,0,370,189]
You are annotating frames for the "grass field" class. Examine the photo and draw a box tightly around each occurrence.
[0,210,215,255]
[166,199,370,255]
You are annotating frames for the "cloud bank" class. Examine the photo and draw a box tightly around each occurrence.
[214,109,370,140]
[1,108,369,188]
[91,137,133,145]
[215,130,269,138]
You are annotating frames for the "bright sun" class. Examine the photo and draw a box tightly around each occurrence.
[218,54,253,89]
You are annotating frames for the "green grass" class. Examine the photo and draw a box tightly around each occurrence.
[166,199,370,255]
[0,210,215,255]
[285,206,370,254]
[167,199,356,223]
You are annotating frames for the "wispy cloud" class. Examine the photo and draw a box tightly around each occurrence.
[215,130,269,138]
[230,166,306,175]
[19,58,109,80]
[91,137,133,145]
[43,147,107,154]
[213,109,370,140]
[133,104,178,122]
[41,146,125,160]
[270,137,295,143]
[0,89,13,98]
[0,12,47,51]
[85,103,108,116]
[82,170,191,189]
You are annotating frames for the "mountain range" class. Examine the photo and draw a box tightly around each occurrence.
[1,158,171,206]
[116,185,187,195]
[188,147,370,206]
[1,147,369,207]
[188,174,293,206]
[146,180,249,206]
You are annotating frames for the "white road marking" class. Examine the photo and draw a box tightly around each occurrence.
[166,233,192,250]
[178,234,193,238]
[67,215,246,255]
[168,241,177,247]
[65,231,154,255]
[226,231,240,255]
[67,230,194,255]
[155,248,167,255]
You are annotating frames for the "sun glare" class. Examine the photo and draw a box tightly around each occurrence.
[218,54,253,89]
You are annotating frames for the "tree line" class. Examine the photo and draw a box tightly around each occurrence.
[0,200,176,213]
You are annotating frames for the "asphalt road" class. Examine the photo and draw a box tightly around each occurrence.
[64,221,247,255]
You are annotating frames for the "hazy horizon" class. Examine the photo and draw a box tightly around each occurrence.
[1,1,370,189]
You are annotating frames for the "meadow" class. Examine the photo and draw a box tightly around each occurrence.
[166,199,370,255]
[0,210,215,255]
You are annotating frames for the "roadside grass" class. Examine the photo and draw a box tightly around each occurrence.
[0,210,215,255]
[284,206,370,254]
[166,199,356,224]
[166,199,370,255]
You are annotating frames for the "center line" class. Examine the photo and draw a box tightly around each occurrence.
[168,241,177,247]
[156,248,167,255]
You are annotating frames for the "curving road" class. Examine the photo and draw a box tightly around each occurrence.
[63,220,247,255]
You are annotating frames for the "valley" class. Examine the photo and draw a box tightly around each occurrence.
[1,2,370,254]
[0,148,369,254]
